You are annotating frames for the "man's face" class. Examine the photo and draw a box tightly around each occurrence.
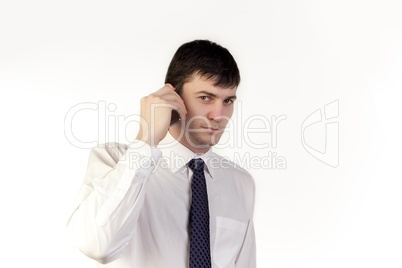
[172,74,237,153]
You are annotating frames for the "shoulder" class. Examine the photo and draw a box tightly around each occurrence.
[210,152,255,189]
[210,152,253,176]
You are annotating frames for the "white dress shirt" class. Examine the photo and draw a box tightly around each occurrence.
[67,131,256,268]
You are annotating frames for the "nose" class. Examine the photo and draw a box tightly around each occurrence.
[207,102,225,122]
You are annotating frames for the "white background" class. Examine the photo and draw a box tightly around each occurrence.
[1,0,401,267]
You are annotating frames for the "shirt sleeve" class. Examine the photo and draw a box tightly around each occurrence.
[67,140,162,264]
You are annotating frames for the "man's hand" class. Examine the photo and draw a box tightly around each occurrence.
[136,84,187,146]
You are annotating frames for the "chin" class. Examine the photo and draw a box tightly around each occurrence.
[200,134,223,147]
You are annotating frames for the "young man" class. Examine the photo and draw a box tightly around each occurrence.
[68,40,256,268]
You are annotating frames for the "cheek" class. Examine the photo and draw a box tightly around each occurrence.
[184,110,203,128]
[185,105,208,122]
[226,106,234,117]
[187,117,207,128]
[221,107,234,123]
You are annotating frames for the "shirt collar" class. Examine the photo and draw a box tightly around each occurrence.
[157,131,215,178]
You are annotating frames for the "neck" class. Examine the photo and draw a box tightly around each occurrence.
[168,127,211,155]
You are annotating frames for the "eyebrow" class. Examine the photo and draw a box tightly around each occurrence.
[196,90,237,100]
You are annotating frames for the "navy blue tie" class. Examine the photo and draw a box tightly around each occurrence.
[188,158,211,268]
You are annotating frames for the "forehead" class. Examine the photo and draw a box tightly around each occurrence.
[183,74,237,96]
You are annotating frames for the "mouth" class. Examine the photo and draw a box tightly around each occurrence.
[201,126,221,133]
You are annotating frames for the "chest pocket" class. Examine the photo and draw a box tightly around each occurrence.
[213,216,248,268]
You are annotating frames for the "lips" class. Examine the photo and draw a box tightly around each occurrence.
[201,126,221,132]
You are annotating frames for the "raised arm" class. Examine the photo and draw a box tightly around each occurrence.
[67,84,187,264]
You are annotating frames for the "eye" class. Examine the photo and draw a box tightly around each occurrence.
[200,96,210,102]
[224,99,235,105]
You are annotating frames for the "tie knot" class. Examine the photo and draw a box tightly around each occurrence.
[188,158,205,172]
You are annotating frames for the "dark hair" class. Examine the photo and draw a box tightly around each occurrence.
[164,40,240,95]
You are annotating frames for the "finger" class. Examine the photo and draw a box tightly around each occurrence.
[153,84,174,96]
[160,94,187,118]
[159,88,187,114]
[170,101,187,120]
[153,84,188,116]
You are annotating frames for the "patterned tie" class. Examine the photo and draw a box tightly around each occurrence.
[188,158,211,268]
